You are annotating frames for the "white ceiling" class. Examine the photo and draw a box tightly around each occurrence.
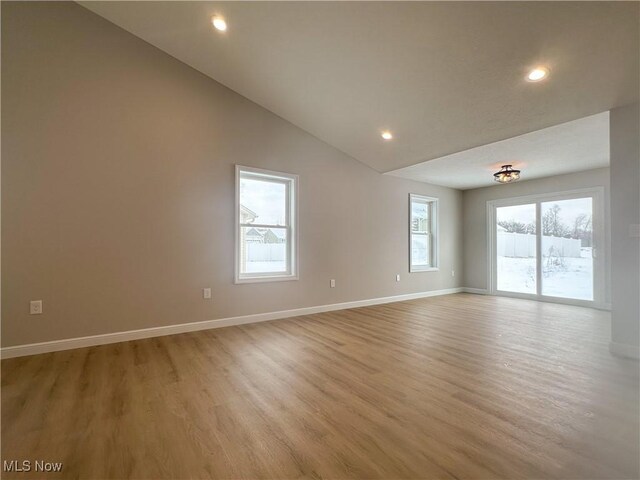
[80,2,638,174]
[386,111,609,190]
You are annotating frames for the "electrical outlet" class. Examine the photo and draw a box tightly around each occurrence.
[330,279,336,288]
[203,288,212,299]
[396,274,401,282]
[451,270,455,277]
[30,300,43,315]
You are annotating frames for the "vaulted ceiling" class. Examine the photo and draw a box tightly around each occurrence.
[81,2,639,174]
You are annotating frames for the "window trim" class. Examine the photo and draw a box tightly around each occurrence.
[409,194,439,272]
[235,165,299,284]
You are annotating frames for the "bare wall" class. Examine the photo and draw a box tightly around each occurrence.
[610,102,640,350]
[1,2,463,347]
[462,167,611,301]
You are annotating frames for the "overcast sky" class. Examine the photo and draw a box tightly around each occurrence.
[240,178,286,225]
[497,197,592,226]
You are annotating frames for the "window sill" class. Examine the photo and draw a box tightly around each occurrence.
[410,267,440,273]
[235,274,299,284]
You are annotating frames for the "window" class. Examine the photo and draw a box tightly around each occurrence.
[235,166,298,283]
[410,194,438,272]
[488,188,605,306]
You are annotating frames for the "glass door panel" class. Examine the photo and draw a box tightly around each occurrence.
[541,198,593,300]
[496,204,537,294]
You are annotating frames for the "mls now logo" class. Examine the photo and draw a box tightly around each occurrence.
[3,460,63,473]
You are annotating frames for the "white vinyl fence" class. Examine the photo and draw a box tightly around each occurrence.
[246,243,286,262]
[497,232,581,258]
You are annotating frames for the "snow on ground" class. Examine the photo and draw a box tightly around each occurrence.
[497,250,593,300]
[245,261,287,273]
[497,257,536,294]
[540,257,593,300]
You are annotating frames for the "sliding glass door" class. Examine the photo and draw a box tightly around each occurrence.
[496,204,537,294]
[489,189,603,306]
[541,198,593,301]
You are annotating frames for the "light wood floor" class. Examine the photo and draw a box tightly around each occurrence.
[2,293,639,479]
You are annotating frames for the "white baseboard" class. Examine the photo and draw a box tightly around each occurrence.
[610,341,640,361]
[463,287,489,295]
[1,287,464,359]
[463,288,611,311]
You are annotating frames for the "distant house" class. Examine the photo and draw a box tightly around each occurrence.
[240,205,257,224]
[240,205,285,243]
[244,227,286,244]
[267,228,287,244]
[244,227,263,243]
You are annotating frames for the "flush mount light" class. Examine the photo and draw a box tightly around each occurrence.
[381,131,393,140]
[493,165,521,183]
[212,16,227,31]
[526,67,549,82]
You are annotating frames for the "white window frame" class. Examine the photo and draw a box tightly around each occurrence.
[235,165,298,284]
[486,187,606,309]
[409,194,439,272]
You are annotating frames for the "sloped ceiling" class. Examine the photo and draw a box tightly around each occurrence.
[80,2,639,173]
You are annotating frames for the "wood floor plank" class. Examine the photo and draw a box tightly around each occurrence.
[2,293,638,479]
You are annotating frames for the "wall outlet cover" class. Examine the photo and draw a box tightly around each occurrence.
[30,300,43,315]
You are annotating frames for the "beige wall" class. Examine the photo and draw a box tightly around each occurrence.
[610,102,640,350]
[462,167,611,301]
[1,2,463,348]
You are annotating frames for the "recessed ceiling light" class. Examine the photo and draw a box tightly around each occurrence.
[212,16,227,32]
[526,67,549,82]
[381,131,393,140]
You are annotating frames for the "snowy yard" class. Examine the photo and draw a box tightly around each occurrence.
[497,256,537,294]
[244,242,287,273]
[245,260,287,273]
[497,248,593,300]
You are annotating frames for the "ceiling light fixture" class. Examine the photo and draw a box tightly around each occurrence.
[526,67,549,82]
[381,131,393,140]
[493,165,521,183]
[212,16,227,32]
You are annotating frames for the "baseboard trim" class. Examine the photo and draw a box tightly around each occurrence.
[462,288,611,311]
[463,287,489,295]
[1,287,464,359]
[609,341,640,361]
